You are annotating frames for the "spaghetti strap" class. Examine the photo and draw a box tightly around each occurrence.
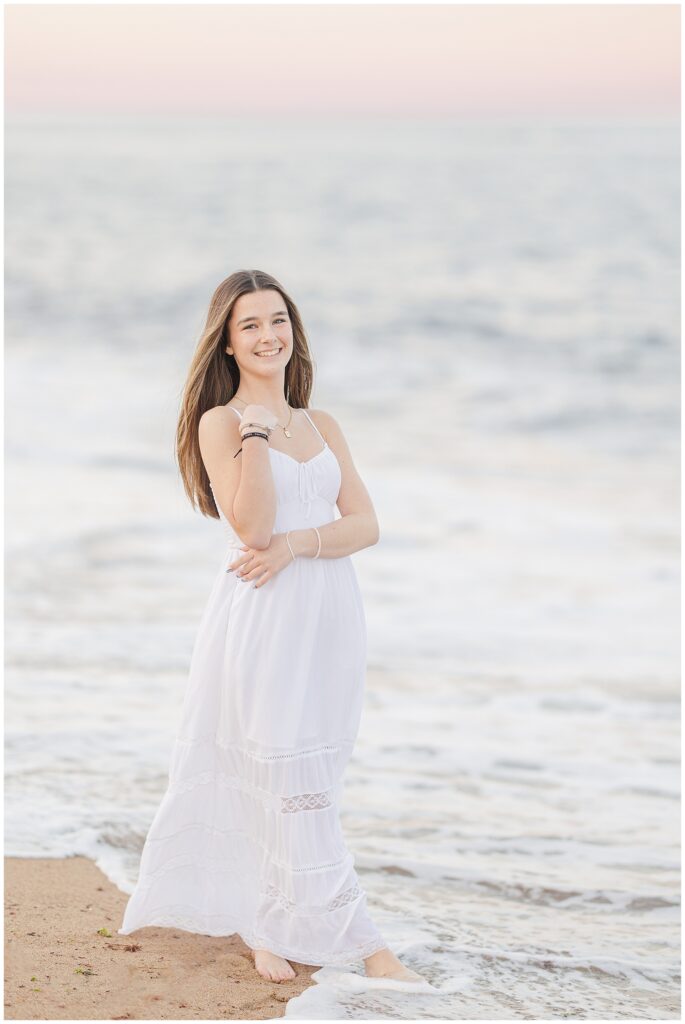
[301,409,327,446]
[227,406,242,420]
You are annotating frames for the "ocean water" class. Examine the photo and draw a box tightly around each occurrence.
[5,115,679,1019]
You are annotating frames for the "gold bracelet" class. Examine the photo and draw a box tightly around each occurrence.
[285,531,296,561]
[311,526,321,559]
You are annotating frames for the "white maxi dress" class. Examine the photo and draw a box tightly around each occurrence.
[118,407,388,966]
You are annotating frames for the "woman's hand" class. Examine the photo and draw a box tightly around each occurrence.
[241,404,280,433]
[228,533,295,588]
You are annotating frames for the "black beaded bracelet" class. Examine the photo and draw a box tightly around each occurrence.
[233,431,269,458]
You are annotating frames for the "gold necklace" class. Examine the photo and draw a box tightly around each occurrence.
[232,396,294,438]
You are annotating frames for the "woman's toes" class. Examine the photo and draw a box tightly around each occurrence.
[386,966,424,982]
[364,955,424,982]
[253,949,295,982]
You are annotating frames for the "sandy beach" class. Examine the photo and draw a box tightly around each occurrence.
[4,856,319,1020]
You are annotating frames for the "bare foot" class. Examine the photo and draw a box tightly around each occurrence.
[363,947,424,983]
[252,948,297,982]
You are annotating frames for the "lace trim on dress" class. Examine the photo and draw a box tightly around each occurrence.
[281,792,332,813]
[261,880,364,916]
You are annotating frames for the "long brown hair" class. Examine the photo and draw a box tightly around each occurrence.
[175,270,315,519]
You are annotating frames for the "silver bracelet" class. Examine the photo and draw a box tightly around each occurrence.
[241,421,273,437]
[286,528,321,560]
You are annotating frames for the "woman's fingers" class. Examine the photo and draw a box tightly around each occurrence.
[228,549,254,572]
[226,560,271,588]
[239,564,271,585]
[226,549,272,587]
[236,560,258,581]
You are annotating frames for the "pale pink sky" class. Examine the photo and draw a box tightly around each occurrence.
[4,4,680,116]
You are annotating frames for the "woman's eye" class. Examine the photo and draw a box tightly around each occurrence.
[242,319,286,331]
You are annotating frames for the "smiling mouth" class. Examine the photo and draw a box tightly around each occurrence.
[255,347,283,358]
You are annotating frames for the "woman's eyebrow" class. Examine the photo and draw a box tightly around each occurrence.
[236,310,288,325]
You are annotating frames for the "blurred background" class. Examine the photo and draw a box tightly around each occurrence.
[4,4,680,1019]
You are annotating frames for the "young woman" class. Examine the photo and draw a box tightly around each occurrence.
[118,269,423,985]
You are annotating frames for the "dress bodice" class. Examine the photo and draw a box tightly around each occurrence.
[209,406,342,545]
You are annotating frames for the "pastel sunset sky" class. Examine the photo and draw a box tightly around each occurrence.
[5,3,680,117]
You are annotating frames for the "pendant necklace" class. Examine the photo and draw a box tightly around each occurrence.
[232,396,294,438]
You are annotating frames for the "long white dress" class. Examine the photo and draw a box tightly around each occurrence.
[118,407,388,966]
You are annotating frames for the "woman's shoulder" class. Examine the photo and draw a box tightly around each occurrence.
[201,402,241,421]
[306,407,339,429]
[198,403,241,441]
[306,407,342,442]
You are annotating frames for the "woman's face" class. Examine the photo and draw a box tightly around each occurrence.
[226,289,293,375]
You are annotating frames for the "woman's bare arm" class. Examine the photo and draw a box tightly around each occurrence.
[198,407,276,548]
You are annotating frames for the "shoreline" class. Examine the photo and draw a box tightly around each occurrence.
[4,855,318,1020]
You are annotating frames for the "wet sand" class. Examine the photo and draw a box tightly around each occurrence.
[4,856,318,1020]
